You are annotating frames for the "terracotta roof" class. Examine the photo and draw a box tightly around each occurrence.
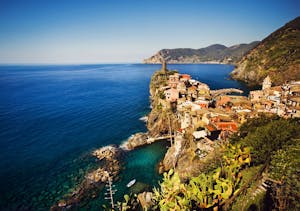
[188,85,197,91]
[290,96,300,102]
[291,85,300,92]
[215,122,238,132]
[206,124,217,132]
[216,96,231,106]
[181,74,191,79]
[269,86,282,92]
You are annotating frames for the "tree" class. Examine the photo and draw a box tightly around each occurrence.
[230,114,279,144]
[269,139,300,210]
[241,119,300,164]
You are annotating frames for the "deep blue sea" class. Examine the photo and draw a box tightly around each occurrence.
[0,64,249,210]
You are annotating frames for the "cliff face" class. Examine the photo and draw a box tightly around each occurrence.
[143,42,259,64]
[147,68,220,180]
[231,16,300,86]
[147,69,179,137]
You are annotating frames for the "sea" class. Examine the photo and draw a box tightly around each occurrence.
[0,64,250,210]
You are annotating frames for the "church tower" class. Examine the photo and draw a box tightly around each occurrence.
[262,75,272,90]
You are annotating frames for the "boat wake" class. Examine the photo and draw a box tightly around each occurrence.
[139,116,148,122]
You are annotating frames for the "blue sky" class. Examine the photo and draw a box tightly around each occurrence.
[0,0,299,64]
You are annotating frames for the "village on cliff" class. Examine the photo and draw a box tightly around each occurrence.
[52,62,300,210]
[156,62,300,144]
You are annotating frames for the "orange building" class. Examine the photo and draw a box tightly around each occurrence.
[214,121,238,132]
[180,74,191,81]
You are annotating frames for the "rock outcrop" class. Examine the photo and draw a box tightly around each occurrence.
[137,192,154,209]
[160,133,218,180]
[51,145,123,210]
[231,16,300,86]
[120,132,148,150]
[147,69,180,137]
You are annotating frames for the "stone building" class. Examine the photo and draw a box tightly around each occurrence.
[262,76,272,90]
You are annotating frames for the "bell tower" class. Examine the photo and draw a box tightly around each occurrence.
[262,76,272,90]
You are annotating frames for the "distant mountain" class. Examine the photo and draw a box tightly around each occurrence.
[143,42,259,64]
[231,16,300,86]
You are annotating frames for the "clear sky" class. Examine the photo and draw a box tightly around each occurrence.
[0,0,299,64]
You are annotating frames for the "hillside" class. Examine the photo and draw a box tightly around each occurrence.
[231,16,300,86]
[143,42,259,64]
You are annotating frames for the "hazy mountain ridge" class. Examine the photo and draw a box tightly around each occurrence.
[143,42,260,64]
[231,16,300,86]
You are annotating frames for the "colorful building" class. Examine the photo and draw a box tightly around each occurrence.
[168,73,179,88]
[180,74,191,82]
[164,88,179,102]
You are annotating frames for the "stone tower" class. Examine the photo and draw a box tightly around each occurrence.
[161,59,168,73]
[262,75,272,90]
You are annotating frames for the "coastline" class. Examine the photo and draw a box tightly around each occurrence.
[43,62,267,210]
[2,63,254,210]
[30,62,300,210]
[52,122,170,209]
[143,61,233,65]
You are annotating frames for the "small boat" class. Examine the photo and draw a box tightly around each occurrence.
[126,179,136,188]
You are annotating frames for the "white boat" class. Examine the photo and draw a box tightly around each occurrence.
[126,179,136,188]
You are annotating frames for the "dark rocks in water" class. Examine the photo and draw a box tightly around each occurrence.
[121,132,148,150]
[129,182,150,194]
[57,200,66,207]
[50,145,123,210]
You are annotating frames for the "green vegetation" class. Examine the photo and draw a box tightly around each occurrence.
[113,116,299,210]
[158,91,165,100]
[150,69,178,95]
[144,42,259,64]
[230,165,266,210]
[151,144,251,210]
[231,116,300,210]
[268,139,300,210]
[241,118,300,164]
[231,16,300,85]
[116,194,140,211]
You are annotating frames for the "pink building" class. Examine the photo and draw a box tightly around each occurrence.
[168,74,179,88]
[249,90,264,102]
[164,88,179,102]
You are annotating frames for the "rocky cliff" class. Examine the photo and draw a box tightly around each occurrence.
[143,42,259,64]
[147,66,221,180]
[147,68,180,137]
[231,16,300,86]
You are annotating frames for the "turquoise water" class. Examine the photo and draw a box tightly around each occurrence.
[0,64,249,209]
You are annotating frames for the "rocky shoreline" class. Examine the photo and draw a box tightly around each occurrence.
[51,145,123,210]
[51,63,217,209]
[51,129,167,210]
